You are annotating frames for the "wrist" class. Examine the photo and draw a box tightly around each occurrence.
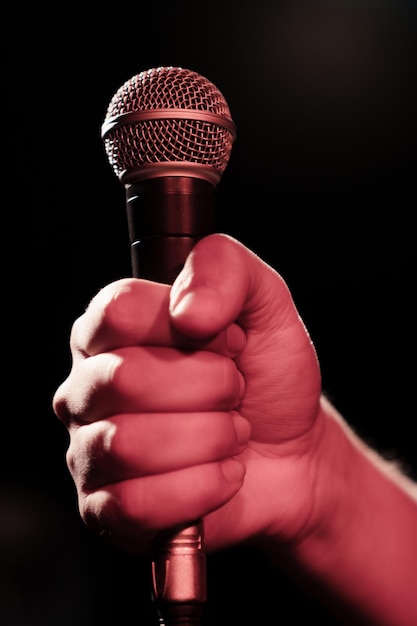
[284,396,417,626]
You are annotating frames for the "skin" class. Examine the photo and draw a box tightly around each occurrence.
[53,233,417,626]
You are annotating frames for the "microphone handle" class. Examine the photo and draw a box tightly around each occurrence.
[126,176,215,284]
[125,176,216,625]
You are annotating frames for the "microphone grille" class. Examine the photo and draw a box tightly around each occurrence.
[102,66,236,185]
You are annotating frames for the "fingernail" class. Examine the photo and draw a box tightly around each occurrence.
[232,413,251,446]
[237,371,246,400]
[221,459,245,483]
[226,324,246,355]
[170,270,192,312]
[171,291,194,316]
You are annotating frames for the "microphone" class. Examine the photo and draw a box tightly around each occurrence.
[101,65,236,284]
[101,66,236,624]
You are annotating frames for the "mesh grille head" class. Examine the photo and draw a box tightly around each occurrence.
[102,66,236,185]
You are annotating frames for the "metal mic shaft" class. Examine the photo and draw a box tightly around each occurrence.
[151,521,206,625]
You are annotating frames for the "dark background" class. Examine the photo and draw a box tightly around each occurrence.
[2,1,416,624]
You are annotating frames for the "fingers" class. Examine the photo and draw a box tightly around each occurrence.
[54,346,245,426]
[68,410,250,554]
[79,457,246,553]
[70,276,246,359]
[70,278,172,357]
[67,411,251,490]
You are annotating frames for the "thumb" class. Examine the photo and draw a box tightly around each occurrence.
[169,234,251,338]
[169,233,278,339]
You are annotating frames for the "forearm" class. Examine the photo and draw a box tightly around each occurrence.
[287,396,417,626]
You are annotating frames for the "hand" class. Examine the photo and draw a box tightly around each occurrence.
[53,233,323,555]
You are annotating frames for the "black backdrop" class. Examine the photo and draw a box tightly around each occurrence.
[2,1,416,624]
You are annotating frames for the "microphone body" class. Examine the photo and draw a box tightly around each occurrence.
[127,176,213,625]
[101,66,236,625]
[126,176,215,284]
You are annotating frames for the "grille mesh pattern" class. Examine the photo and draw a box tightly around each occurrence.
[102,67,235,179]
